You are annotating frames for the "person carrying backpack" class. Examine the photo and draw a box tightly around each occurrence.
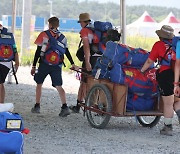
[70,13,102,113]
[0,24,19,104]
[70,13,121,113]
[141,25,180,136]
[31,17,76,117]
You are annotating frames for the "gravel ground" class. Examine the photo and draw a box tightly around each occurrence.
[4,66,180,154]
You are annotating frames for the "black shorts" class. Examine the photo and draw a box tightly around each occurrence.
[34,63,63,87]
[156,69,174,96]
[0,64,10,84]
[81,56,100,83]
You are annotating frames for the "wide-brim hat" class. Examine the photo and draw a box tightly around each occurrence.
[156,25,174,39]
[78,13,91,23]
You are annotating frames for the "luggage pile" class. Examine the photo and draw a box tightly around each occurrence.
[0,104,30,154]
[92,41,158,111]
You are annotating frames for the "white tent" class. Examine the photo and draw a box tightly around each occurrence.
[158,12,180,35]
[126,11,159,37]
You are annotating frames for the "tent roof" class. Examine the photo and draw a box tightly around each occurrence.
[160,12,180,24]
[127,11,157,28]
[132,11,156,24]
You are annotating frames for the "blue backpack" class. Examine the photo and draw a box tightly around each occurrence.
[92,57,111,79]
[43,30,66,66]
[0,131,24,154]
[0,28,15,62]
[89,21,113,54]
[0,112,24,132]
[170,36,180,51]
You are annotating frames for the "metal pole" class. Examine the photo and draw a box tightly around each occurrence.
[20,0,32,59]
[7,0,16,84]
[120,0,126,44]
[12,0,16,33]
[48,0,53,17]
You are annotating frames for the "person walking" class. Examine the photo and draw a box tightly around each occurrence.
[31,17,76,117]
[141,25,180,136]
[0,24,19,110]
[70,13,101,113]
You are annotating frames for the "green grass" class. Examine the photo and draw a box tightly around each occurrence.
[14,31,158,71]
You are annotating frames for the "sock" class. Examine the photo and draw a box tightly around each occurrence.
[62,103,67,109]
[164,117,172,126]
[35,103,40,108]
[176,110,180,118]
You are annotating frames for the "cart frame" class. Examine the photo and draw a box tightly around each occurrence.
[80,75,163,129]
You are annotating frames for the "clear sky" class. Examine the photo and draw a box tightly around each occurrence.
[80,0,180,9]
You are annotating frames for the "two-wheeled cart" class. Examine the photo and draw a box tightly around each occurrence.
[80,75,163,129]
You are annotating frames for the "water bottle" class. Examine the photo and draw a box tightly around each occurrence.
[41,38,48,52]
[95,68,101,79]
[40,38,48,58]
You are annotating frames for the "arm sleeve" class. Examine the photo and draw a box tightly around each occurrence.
[65,48,74,65]
[32,46,41,67]
[176,40,180,59]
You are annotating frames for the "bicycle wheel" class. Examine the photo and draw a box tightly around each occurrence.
[137,116,161,128]
[86,84,112,129]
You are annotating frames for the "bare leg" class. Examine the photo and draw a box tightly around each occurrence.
[174,97,180,111]
[160,95,174,136]
[36,84,42,104]
[56,86,66,105]
[77,82,87,102]
[0,83,5,103]
[162,95,174,118]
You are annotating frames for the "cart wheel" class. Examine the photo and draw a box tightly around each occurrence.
[136,116,161,128]
[86,84,112,129]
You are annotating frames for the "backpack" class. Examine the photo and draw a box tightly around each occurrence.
[0,131,24,154]
[42,30,66,66]
[158,40,176,70]
[76,21,113,62]
[123,67,158,97]
[0,28,15,62]
[168,36,180,51]
[0,112,24,132]
[90,21,113,54]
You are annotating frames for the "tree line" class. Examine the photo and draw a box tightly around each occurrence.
[0,0,180,26]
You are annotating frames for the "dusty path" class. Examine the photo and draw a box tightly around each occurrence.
[4,66,180,154]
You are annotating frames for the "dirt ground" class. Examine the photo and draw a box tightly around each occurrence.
[4,66,180,154]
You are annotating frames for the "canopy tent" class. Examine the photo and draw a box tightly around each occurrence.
[126,11,158,37]
[158,12,180,35]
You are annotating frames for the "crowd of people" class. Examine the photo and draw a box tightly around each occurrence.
[0,13,180,136]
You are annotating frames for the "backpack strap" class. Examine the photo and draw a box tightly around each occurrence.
[0,27,8,34]
[156,44,172,68]
[45,30,54,41]
[45,30,65,54]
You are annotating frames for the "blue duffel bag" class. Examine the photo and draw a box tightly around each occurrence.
[92,57,110,79]
[0,131,24,154]
[109,63,125,84]
[126,92,155,111]
[0,112,24,132]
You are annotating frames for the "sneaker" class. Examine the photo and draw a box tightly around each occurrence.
[69,105,80,113]
[160,125,173,136]
[59,107,70,117]
[31,105,40,113]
